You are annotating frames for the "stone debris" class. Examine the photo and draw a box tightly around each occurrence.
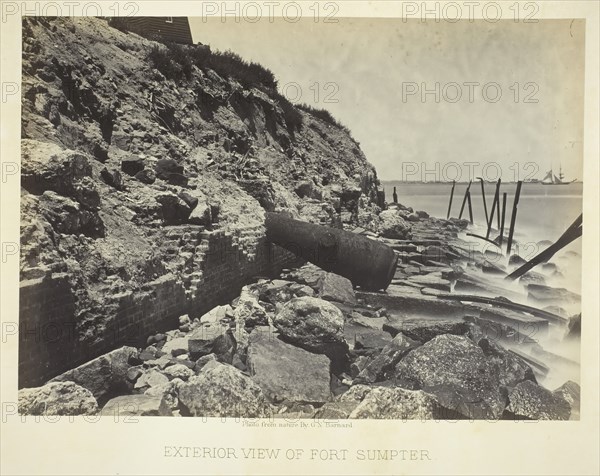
[101,394,172,416]
[246,329,331,404]
[19,382,99,416]
[17,17,580,421]
[505,380,571,420]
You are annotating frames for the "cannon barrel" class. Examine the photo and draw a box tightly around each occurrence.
[265,212,397,291]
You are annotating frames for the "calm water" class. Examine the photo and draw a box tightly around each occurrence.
[383,181,583,246]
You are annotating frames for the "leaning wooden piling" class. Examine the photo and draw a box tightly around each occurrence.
[505,181,523,255]
[446,180,456,219]
[506,213,582,281]
[458,181,472,220]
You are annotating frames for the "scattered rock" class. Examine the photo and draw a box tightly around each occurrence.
[505,380,571,420]
[101,394,172,416]
[200,305,232,324]
[155,157,185,183]
[162,364,194,381]
[49,346,138,405]
[553,381,580,419]
[313,401,357,419]
[255,279,314,306]
[211,330,237,364]
[178,363,272,417]
[509,254,527,266]
[519,272,546,286]
[477,338,536,389]
[273,296,347,363]
[393,335,505,419]
[247,329,331,403]
[565,313,581,340]
[188,322,229,358]
[161,337,189,357]
[126,367,143,383]
[121,156,145,176]
[100,167,123,190]
[134,368,169,390]
[317,272,357,305]
[379,210,411,240]
[193,354,217,374]
[134,168,156,184]
[355,333,421,384]
[156,193,192,225]
[347,386,444,420]
[19,381,98,415]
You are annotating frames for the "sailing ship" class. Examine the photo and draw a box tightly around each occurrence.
[541,164,576,185]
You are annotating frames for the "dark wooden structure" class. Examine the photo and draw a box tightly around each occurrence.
[120,17,194,44]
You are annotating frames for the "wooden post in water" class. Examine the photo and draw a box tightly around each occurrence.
[458,181,472,220]
[486,179,501,239]
[505,181,523,255]
[479,177,489,224]
[499,192,507,247]
[446,180,456,219]
[467,191,474,224]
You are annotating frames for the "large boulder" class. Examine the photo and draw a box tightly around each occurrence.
[177,363,272,418]
[317,272,357,305]
[378,210,411,240]
[506,380,571,420]
[345,386,444,420]
[246,329,331,404]
[101,394,172,416]
[273,296,346,359]
[50,346,138,405]
[18,381,98,415]
[393,335,505,419]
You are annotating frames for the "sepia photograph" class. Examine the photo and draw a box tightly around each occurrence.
[1,2,599,475]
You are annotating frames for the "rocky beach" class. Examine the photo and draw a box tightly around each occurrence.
[18,17,581,421]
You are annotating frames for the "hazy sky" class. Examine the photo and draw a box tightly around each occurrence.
[189,18,585,182]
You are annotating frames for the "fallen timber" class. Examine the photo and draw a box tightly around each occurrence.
[433,292,566,324]
[265,212,398,291]
[506,213,583,281]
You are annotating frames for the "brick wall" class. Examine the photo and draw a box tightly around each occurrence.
[19,227,302,388]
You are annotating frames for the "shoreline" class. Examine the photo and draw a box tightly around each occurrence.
[18,203,581,421]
